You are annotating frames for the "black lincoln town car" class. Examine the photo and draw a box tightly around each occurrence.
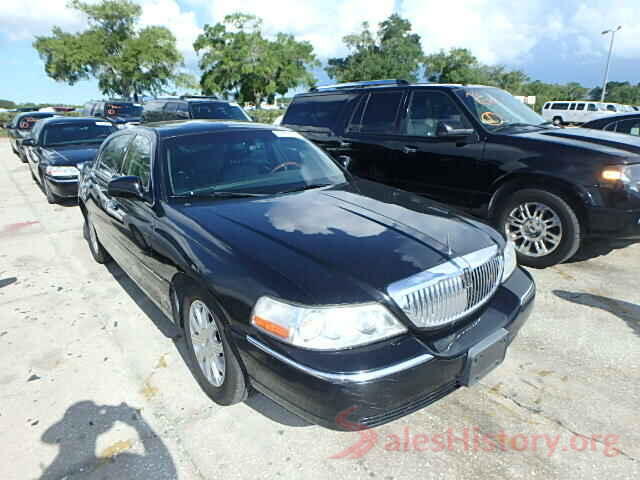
[282,80,640,268]
[78,120,535,429]
[22,117,116,203]
[3,111,57,162]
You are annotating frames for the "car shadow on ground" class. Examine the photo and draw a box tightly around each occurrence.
[553,290,640,338]
[567,238,637,263]
[104,262,312,428]
[38,401,177,479]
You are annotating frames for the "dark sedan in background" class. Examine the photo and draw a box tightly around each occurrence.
[22,117,116,203]
[78,120,535,429]
[3,111,58,162]
[583,112,640,137]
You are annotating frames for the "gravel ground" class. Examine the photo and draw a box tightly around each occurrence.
[0,138,638,479]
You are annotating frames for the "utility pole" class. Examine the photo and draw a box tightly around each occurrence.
[600,26,621,102]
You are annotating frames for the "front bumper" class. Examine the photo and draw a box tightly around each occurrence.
[586,207,640,240]
[235,268,535,430]
[44,176,79,198]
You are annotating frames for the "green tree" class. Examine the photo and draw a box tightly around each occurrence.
[326,14,424,83]
[424,48,485,84]
[0,99,16,109]
[194,13,318,106]
[34,0,184,100]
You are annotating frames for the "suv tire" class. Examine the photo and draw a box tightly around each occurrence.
[552,116,563,126]
[495,188,581,268]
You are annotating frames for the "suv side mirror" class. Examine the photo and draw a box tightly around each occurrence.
[108,176,144,200]
[21,138,36,147]
[337,155,352,169]
[436,121,475,138]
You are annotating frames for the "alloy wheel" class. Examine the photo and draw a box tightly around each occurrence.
[505,202,563,258]
[188,300,226,387]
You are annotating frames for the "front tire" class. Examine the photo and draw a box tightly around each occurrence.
[41,175,59,204]
[83,213,111,264]
[552,116,563,126]
[495,188,581,268]
[183,291,247,406]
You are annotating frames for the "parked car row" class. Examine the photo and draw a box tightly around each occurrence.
[0,79,637,431]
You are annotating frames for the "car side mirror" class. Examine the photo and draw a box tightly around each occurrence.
[337,155,352,169]
[436,121,475,138]
[22,138,36,147]
[108,176,144,200]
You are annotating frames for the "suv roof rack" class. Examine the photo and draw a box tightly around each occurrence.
[309,79,409,92]
[179,95,219,100]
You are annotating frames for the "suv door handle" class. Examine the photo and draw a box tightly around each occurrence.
[402,146,418,154]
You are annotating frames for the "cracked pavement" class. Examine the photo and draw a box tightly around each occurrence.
[0,138,638,479]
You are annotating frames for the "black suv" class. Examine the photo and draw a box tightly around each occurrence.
[141,96,252,123]
[82,100,143,127]
[282,79,640,267]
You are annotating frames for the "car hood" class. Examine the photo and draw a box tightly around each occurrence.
[521,128,640,161]
[172,181,503,303]
[43,144,100,166]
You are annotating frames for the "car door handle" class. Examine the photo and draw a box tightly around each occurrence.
[339,141,352,148]
[402,146,418,154]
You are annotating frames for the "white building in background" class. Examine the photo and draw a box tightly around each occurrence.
[514,96,537,106]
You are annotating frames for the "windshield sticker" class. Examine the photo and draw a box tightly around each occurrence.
[272,130,303,139]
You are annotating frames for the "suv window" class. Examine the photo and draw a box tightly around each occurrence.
[615,119,640,136]
[123,135,152,189]
[552,103,569,110]
[402,91,471,137]
[284,94,349,128]
[569,103,576,110]
[144,101,164,113]
[98,134,133,175]
[176,102,188,113]
[577,103,585,111]
[350,91,403,134]
[588,104,597,112]
[165,102,178,113]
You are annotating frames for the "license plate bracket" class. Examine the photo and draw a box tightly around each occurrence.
[461,328,509,386]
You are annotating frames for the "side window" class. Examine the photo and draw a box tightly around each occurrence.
[122,135,152,189]
[356,90,403,134]
[615,119,640,136]
[569,103,576,110]
[176,102,188,113]
[577,103,585,111]
[401,91,472,137]
[552,103,569,110]
[543,103,550,110]
[588,104,597,112]
[603,122,617,132]
[283,94,349,128]
[165,102,178,113]
[98,134,133,176]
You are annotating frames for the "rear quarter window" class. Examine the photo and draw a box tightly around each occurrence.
[551,103,569,110]
[283,94,350,128]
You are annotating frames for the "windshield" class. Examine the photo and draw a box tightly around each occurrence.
[165,130,346,196]
[189,102,251,121]
[456,87,546,129]
[42,122,116,147]
[103,103,142,117]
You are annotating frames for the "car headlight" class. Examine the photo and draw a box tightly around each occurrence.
[601,164,640,192]
[46,166,79,178]
[251,296,407,350]
[502,239,517,282]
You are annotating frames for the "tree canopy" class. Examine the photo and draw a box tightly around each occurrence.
[326,14,424,83]
[193,13,318,106]
[33,0,185,100]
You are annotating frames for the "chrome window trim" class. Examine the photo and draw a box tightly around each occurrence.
[246,336,433,384]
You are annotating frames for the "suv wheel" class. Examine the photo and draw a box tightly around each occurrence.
[83,212,111,264]
[495,188,581,268]
[183,291,247,406]
[41,174,59,204]
[552,116,563,126]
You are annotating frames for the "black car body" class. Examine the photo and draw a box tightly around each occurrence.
[141,96,252,123]
[3,111,58,162]
[83,100,143,127]
[282,80,640,267]
[583,113,640,137]
[77,120,534,430]
[22,117,116,203]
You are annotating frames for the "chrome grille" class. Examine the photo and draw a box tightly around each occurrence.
[387,246,503,329]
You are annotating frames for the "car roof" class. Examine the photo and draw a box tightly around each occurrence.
[130,119,281,139]
[38,116,115,126]
[295,82,493,97]
[15,111,57,118]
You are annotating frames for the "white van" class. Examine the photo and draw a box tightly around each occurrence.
[541,101,616,125]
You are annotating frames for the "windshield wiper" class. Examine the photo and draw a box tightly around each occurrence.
[493,122,546,132]
[172,191,270,200]
[276,183,333,194]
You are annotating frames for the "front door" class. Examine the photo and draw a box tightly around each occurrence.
[392,90,484,207]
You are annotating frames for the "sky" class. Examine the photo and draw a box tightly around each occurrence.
[0,0,639,104]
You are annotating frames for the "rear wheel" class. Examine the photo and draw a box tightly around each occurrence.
[183,291,247,406]
[552,116,563,126]
[495,188,581,268]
